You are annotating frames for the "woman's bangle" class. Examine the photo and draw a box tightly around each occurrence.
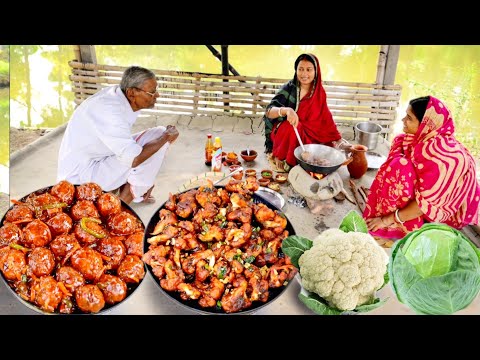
[395,209,405,224]
[278,107,284,117]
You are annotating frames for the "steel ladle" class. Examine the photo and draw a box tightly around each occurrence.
[293,125,311,161]
[213,166,244,185]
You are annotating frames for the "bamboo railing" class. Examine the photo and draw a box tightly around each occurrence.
[68,61,402,134]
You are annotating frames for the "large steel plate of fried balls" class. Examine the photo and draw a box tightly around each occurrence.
[0,181,146,314]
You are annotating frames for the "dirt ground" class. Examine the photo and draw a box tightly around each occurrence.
[10,127,50,155]
[1,128,49,216]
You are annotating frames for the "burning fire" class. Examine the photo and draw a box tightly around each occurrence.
[308,172,325,180]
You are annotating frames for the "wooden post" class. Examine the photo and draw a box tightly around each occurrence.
[383,45,400,85]
[193,75,200,116]
[221,45,229,76]
[77,45,97,64]
[205,45,241,76]
[221,45,230,112]
[74,46,98,109]
[72,45,81,62]
[376,45,401,141]
[375,45,389,85]
[252,79,261,115]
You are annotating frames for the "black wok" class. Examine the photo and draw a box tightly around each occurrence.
[143,186,296,315]
[294,144,352,175]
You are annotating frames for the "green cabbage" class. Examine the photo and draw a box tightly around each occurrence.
[389,223,480,315]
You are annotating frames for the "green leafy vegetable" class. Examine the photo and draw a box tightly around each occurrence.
[299,288,388,315]
[389,223,480,315]
[298,291,342,315]
[244,255,255,264]
[339,210,368,233]
[281,235,313,269]
[353,298,389,313]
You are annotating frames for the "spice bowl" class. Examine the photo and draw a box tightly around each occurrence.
[260,169,273,180]
[275,174,288,184]
[229,165,244,180]
[258,178,271,187]
[226,152,238,165]
[244,169,257,178]
[240,149,258,162]
[267,182,281,192]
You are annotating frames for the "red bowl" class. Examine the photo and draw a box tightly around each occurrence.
[240,150,258,162]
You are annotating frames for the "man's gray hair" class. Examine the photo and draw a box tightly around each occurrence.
[120,66,156,91]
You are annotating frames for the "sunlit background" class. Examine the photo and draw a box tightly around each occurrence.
[0,45,8,194]
[9,45,480,159]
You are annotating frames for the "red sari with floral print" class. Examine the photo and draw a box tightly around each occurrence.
[363,96,480,239]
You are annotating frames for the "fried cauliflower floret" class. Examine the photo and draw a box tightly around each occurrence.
[298,228,388,311]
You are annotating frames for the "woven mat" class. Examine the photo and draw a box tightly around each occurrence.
[178,171,228,192]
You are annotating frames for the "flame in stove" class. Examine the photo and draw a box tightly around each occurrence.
[308,172,325,180]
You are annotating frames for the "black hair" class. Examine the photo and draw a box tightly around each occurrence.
[293,53,317,85]
[409,96,430,122]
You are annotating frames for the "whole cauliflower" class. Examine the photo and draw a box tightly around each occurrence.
[298,228,388,311]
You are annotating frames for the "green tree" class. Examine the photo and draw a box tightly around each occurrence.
[39,45,75,127]
[10,45,41,127]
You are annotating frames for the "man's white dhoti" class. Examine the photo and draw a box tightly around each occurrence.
[89,126,169,202]
[57,86,171,201]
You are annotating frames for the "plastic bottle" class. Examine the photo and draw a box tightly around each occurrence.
[211,136,223,172]
[205,134,213,166]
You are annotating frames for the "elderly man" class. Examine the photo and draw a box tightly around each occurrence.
[57,66,179,204]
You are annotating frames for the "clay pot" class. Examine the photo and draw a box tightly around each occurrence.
[240,149,258,162]
[229,165,244,180]
[260,169,273,180]
[347,144,369,179]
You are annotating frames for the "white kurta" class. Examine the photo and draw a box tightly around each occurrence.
[57,85,169,202]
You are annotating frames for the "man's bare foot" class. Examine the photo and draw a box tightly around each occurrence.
[142,185,155,204]
[118,183,134,204]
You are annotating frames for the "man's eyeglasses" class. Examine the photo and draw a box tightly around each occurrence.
[134,87,159,97]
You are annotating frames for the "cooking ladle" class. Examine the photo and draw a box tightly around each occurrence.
[293,125,311,161]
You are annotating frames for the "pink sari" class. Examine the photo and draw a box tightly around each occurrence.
[363,96,480,239]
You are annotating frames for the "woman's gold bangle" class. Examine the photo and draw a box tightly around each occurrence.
[278,107,284,117]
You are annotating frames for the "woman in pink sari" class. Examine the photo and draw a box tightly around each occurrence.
[364,96,480,239]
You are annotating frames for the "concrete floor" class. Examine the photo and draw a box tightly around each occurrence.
[2,114,479,315]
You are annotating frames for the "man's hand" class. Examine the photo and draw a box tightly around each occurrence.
[164,125,179,144]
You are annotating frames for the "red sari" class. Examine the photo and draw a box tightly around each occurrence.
[271,54,341,166]
[363,96,480,239]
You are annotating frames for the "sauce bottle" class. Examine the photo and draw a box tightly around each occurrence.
[205,134,213,166]
[211,136,223,172]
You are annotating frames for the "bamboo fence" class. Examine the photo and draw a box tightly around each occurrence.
[68,61,402,134]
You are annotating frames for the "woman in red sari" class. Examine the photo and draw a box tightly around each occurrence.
[364,95,480,239]
[263,53,348,172]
